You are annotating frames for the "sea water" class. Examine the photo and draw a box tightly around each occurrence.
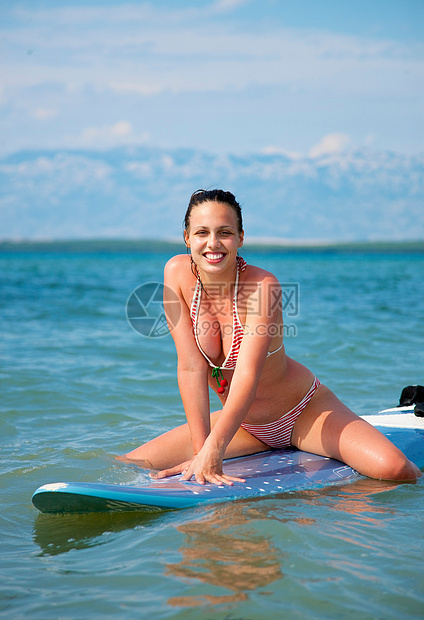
[1,245,423,619]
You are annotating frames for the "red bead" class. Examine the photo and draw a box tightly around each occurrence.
[220,379,228,388]
[217,387,225,394]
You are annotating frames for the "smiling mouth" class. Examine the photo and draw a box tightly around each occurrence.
[204,252,226,261]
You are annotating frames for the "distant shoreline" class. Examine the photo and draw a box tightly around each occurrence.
[0,238,423,255]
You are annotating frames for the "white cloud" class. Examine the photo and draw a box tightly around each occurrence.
[81,121,132,143]
[32,108,58,120]
[71,121,149,148]
[262,146,302,159]
[4,3,423,96]
[1,2,423,155]
[210,0,251,14]
[365,134,376,147]
[110,82,163,96]
[308,134,351,159]
[111,121,132,137]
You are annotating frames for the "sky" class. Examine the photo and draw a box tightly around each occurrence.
[1,0,423,159]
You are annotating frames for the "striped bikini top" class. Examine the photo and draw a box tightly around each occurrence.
[190,256,247,370]
[190,257,284,371]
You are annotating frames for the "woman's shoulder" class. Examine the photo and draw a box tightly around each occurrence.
[244,262,280,286]
[164,254,190,273]
[242,263,282,319]
[164,254,192,289]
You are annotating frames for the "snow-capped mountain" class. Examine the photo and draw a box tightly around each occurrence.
[1,146,423,241]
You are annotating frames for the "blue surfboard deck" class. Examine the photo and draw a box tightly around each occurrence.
[32,407,424,514]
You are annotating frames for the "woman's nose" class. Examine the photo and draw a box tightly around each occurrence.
[207,233,221,248]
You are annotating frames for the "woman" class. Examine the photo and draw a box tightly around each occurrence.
[124,189,421,485]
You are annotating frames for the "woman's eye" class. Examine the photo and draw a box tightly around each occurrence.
[194,229,233,236]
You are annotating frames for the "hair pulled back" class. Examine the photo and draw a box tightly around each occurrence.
[184,189,243,234]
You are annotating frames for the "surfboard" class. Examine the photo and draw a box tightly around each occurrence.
[32,407,424,514]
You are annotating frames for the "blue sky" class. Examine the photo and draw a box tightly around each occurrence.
[1,0,423,158]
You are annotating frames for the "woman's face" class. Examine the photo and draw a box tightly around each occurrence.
[184,201,244,275]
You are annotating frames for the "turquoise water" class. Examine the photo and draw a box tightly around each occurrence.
[1,247,424,619]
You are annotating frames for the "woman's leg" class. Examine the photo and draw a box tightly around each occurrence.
[291,383,421,481]
[122,410,269,470]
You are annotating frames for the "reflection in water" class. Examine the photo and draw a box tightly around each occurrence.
[33,510,162,556]
[32,473,406,611]
[166,477,404,607]
[328,477,400,522]
[167,501,284,607]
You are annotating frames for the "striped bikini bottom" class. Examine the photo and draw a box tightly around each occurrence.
[241,377,321,448]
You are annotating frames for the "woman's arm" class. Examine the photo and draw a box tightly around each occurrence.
[181,272,282,485]
[176,365,210,454]
[213,272,283,447]
[163,256,211,454]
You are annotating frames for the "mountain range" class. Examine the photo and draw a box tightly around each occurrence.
[1,146,423,242]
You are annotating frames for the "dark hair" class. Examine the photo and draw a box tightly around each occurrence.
[184,189,243,234]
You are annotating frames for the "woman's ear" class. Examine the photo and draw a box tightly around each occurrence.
[183,231,190,248]
[238,230,244,248]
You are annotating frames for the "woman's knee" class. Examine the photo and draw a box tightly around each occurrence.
[371,451,421,482]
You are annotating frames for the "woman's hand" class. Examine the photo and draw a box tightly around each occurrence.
[153,445,245,486]
[150,458,194,480]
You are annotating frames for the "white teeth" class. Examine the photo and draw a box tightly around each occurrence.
[205,253,224,260]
